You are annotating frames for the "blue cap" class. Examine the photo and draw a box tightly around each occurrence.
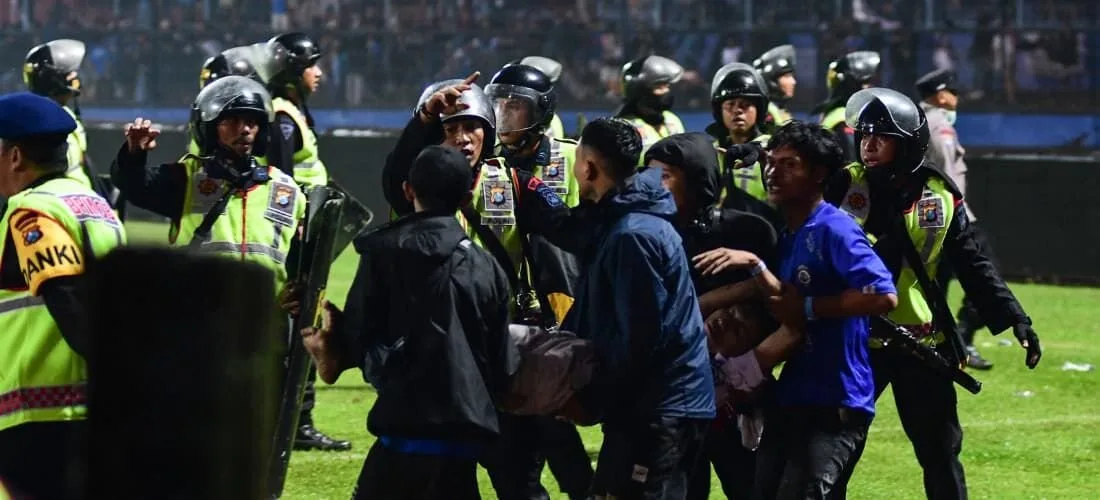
[0,91,77,140]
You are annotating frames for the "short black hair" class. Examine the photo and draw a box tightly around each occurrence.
[0,133,69,174]
[579,117,642,181]
[766,121,845,182]
[409,145,472,213]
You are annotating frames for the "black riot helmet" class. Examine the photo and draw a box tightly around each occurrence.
[189,76,274,158]
[416,80,498,166]
[846,87,929,177]
[515,56,562,83]
[199,45,262,89]
[827,51,880,99]
[752,44,796,103]
[265,33,322,98]
[710,62,769,127]
[620,54,683,112]
[485,63,556,148]
[24,39,86,98]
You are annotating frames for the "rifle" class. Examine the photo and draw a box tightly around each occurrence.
[873,315,982,395]
[268,185,345,498]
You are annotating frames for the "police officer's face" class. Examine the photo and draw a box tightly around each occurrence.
[722,98,757,134]
[778,73,796,98]
[495,98,532,145]
[936,90,959,111]
[302,64,323,93]
[651,159,690,214]
[765,145,823,205]
[442,119,484,168]
[217,115,261,157]
[860,134,898,167]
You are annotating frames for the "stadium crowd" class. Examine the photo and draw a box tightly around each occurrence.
[0,0,1094,110]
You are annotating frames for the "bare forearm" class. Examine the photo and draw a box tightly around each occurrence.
[811,290,898,319]
[753,324,803,370]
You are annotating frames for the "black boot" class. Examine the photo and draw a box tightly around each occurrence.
[966,345,994,370]
[294,423,352,451]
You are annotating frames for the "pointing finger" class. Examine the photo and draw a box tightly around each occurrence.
[462,71,480,85]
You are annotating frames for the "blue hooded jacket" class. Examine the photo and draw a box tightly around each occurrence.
[563,167,716,423]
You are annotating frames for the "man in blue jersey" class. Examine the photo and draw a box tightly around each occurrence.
[751,121,898,498]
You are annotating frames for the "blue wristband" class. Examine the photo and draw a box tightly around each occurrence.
[804,297,816,321]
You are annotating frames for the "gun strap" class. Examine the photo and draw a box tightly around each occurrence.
[186,185,238,250]
[891,212,967,362]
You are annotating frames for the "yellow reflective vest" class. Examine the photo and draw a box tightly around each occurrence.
[548,113,565,139]
[169,157,306,292]
[626,111,685,163]
[836,163,956,335]
[63,106,92,188]
[0,177,125,432]
[716,134,771,205]
[765,102,793,134]
[534,137,581,208]
[261,97,329,187]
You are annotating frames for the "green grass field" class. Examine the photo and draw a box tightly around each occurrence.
[127,221,1100,499]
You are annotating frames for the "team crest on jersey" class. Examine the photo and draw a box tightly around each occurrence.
[797,265,812,285]
[917,196,946,228]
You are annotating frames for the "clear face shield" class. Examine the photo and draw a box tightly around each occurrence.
[486,84,540,135]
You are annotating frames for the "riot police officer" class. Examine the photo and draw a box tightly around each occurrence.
[827,88,1043,499]
[256,33,347,451]
[615,54,686,156]
[484,62,593,499]
[24,39,94,188]
[382,73,583,500]
[516,56,566,139]
[752,44,797,134]
[262,32,329,188]
[706,62,780,229]
[917,68,994,370]
[814,51,880,162]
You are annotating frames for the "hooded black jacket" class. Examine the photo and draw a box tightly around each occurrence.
[644,132,778,294]
[339,212,520,445]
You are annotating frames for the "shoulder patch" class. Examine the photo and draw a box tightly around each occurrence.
[9,210,84,295]
[527,176,543,191]
[280,120,296,141]
[59,194,121,226]
[533,180,564,209]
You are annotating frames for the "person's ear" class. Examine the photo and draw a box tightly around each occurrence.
[402,180,415,203]
[583,159,599,182]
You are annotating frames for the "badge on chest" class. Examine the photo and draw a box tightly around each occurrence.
[480,175,517,229]
[190,171,226,214]
[264,181,298,227]
[916,196,945,229]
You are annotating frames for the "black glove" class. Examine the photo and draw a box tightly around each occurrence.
[724,142,764,169]
[1012,323,1042,369]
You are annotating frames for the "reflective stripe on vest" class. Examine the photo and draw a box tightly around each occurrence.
[837,163,956,330]
[0,295,44,314]
[171,157,305,292]
[271,97,329,187]
[0,384,87,419]
[768,102,792,129]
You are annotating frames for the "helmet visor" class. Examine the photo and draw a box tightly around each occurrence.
[845,87,921,137]
[486,84,539,134]
[46,39,86,74]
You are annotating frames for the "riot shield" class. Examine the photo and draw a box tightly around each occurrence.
[268,185,345,498]
[328,177,374,260]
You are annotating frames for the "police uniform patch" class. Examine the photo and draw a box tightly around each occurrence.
[198,178,217,195]
[280,120,296,141]
[847,192,867,210]
[917,196,946,228]
[542,159,565,183]
[264,181,297,227]
[840,186,871,221]
[797,265,812,285]
[481,180,516,228]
